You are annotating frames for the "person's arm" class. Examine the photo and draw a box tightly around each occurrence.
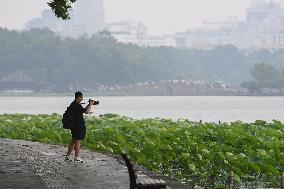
[84,100,94,113]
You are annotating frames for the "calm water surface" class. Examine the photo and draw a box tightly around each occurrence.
[0,96,283,122]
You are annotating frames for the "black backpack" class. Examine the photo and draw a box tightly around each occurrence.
[62,106,74,129]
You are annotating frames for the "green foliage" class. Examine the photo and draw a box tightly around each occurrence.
[0,114,69,143]
[242,63,284,92]
[250,63,281,83]
[0,114,283,188]
[2,28,284,92]
[47,0,77,20]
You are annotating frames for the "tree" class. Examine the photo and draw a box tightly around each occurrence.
[250,63,280,83]
[47,0,77,20]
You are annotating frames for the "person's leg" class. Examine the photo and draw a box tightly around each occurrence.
[74,126,85,162]
[74,140,81,157]
[74,140,84,163]
[67,140,75,156]
[64,139,75,161]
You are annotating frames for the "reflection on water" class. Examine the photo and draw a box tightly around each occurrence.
[0,96,284,122]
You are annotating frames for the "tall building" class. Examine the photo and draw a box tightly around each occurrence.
[25,0,105,38]
[247,0,275,22]
[175,0,284,50]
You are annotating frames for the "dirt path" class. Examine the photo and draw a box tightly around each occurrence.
[0,139,190,189]
[0,139,129,189]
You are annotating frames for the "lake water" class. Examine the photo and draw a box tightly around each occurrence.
[0,96,284,122]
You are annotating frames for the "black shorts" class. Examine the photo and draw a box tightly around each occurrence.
[71,125,86,140]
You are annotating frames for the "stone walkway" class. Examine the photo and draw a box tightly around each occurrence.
[0,139,190,189]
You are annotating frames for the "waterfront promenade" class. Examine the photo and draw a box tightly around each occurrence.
[0,139,189,189]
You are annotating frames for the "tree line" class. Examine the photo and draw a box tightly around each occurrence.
[0,28,284,92]
[241,63,284,93]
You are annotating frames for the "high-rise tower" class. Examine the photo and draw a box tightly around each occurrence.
[246,0,280,22]
[72,0,105,35]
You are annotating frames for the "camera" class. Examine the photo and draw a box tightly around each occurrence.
[89,99,99,105]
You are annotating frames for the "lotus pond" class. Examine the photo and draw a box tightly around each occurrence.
[0,113,283,188]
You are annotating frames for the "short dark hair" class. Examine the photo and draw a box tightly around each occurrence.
[75,91,83,98]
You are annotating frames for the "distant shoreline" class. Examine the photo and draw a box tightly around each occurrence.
[1,92,284,97]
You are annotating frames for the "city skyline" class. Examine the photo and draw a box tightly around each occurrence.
[1,0,284,36]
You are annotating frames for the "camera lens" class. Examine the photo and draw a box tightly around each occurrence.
[92,100,99,105]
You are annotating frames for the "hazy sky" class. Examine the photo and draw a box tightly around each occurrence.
[0,0,283,35]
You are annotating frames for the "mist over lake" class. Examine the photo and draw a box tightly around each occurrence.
[1,96,284,122]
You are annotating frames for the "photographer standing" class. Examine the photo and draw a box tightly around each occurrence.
[65,91,95,163]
